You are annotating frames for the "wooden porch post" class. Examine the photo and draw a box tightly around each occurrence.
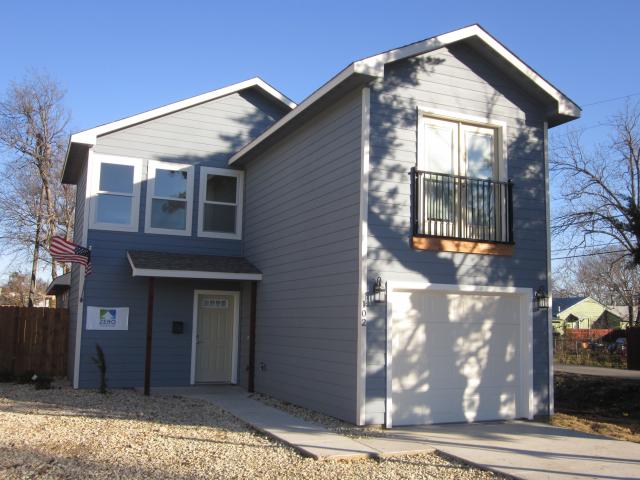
[144,277,155,396]
[248,280,257,393]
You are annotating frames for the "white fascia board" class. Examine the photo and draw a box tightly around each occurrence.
[70,77,296,146]
[132,268,262,281]
[358,24,580,118]
[229,64,380,165]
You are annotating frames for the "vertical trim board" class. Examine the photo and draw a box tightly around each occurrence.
[356,87,371,426]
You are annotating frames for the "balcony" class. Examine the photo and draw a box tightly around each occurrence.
[412,170,514,255]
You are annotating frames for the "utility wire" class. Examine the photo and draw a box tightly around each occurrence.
[581,91,640,108]
[551,249,627,261]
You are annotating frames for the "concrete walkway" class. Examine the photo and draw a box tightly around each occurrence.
[555,363,640,379]
[390,421,640,480]
[152,385,433,460]
[155,386,640,478]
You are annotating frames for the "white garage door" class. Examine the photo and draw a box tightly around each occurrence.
[391,288,530,426]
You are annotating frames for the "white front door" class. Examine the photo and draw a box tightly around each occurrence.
[391,288,531,426]
[195,293,236,383]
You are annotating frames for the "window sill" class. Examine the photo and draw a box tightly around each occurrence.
[411,236,514,256]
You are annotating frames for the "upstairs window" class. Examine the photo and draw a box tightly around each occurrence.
[198,167,244,240]
[90,154,141,232]
[145,161,194,236]
[418,115,500,180]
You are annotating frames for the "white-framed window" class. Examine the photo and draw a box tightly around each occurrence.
[89,154,142,232]
[197,167,244,240]
[418,113,503,180]
[145,160,195,236]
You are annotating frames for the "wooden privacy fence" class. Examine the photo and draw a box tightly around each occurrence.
[0,307,69,377]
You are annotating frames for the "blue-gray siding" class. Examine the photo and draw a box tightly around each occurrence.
[76,88,286,388]
[365,44,551,423]
[243,89,363,423]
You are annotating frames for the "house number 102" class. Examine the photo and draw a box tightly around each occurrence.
[361,300,367,326]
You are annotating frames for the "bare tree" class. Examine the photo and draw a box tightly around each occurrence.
[0,71,73,305]
[0,271,48,307]
[552,102,640,323]
[552,102,640,262]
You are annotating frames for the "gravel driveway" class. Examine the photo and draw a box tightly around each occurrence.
[0,383,502,479]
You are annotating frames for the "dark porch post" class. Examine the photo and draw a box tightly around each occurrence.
[248,280,257,393]
[144,276,155,396]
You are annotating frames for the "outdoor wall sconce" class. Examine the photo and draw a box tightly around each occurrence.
[534,287,550,310]
[373,276,387,304]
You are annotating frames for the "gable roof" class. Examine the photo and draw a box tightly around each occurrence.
[62,77,295,184]
[554,296,588,314]
[229,24,580,166]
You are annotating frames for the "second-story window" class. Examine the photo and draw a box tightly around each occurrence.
[198,167,244,240]
[419,116,499,179]
[90,154,142,232]
[145,161,194,236]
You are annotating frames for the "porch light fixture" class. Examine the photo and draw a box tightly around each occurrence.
[534,287,550,310]
[373,276,387,304]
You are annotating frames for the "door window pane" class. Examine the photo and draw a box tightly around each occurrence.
[466,131,494,179]
[150,199,187,230]
[206,175,237,203]
[99,163,134,193]
[154,169,187,198]
[96,194,132,224]
[203,204,236,233]
[425,124,455,174]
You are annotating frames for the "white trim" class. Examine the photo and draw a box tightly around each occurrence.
[144,160,195,236]
[197,167,244,240]
[228,24,579,166]
[544,120,554,416]
[126,253,262,281]
[417,106,508,180]
[190,290,240,385]
[356,25,580,118]
[69,78,295,147]
[384,281,534,427]
[88,154,143,232]
[356,87,370,426]
[72,149,94,389]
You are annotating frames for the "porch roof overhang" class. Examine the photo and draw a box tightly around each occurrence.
[46,272,71,295]
[126,250,262,281]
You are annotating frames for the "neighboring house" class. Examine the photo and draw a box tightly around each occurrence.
[554,296,627,330]
[61,25,580,427]
[46,273,71,308]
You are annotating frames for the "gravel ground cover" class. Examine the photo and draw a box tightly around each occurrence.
[0,382,504,479]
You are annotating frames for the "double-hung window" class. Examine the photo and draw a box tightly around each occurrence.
[198,167,243,240]
[90,154,141,232]
[145,161,194,236]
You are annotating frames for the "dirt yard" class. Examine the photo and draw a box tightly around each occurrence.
[553,371,640,443]
[0,382,502,479]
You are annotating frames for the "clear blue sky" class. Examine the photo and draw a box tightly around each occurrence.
[1,0,638,279]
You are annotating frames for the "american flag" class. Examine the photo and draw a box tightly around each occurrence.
[49,236,92,275]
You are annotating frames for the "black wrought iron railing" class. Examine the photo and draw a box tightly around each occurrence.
[413,169,514,244]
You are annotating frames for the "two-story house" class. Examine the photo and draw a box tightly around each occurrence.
[62,25,579,427]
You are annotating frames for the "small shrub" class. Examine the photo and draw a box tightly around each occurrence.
[33,375,52,390]
[92,344,107,394]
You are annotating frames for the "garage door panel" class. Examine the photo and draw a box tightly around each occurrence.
[392,386,519,425]
[391,288,525,426]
